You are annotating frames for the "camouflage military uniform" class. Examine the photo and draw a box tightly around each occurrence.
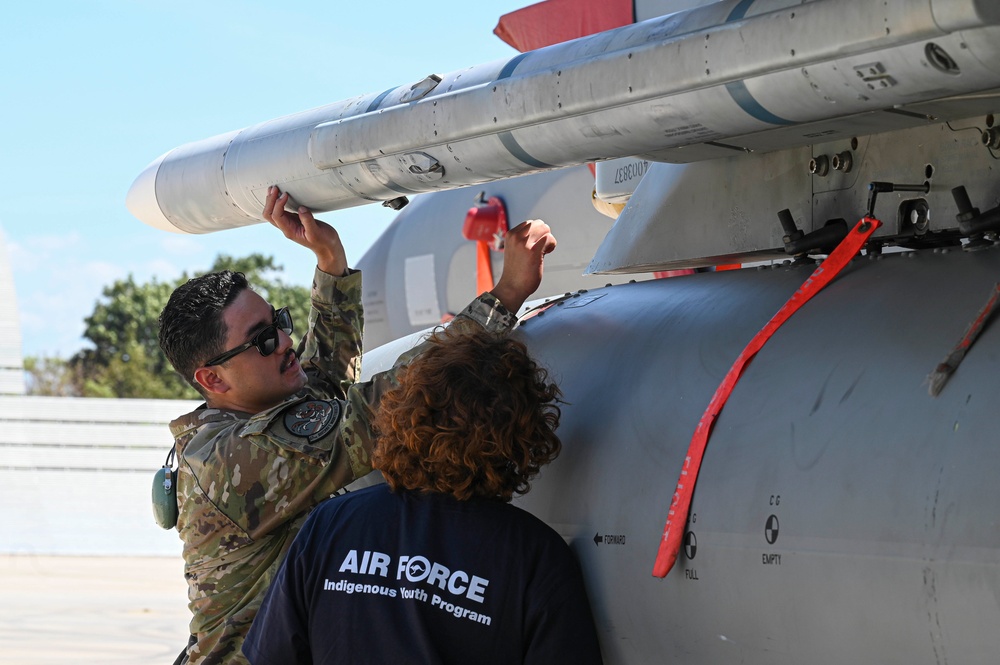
[169,268,517,665]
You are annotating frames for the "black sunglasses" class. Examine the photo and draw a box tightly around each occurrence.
[204,307,293,366]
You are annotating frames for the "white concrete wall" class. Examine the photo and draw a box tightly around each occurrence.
[0,395,200,555]
[0,228,24,395]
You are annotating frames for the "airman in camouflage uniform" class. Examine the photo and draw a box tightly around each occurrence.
[158,186,553,665]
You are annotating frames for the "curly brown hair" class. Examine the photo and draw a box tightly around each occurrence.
[372,326,562,502]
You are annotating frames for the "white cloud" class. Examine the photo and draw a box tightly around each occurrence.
[85,261,126,287]
[8,233,86,273]
[11,250,124,357]
[160,234,203,255]
[140,258,183,281]
[19,286,92,358]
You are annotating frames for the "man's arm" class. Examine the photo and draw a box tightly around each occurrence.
[296,269,364,399]
[265,186,361,398]
[380,218,556,373]
[489,218,556,315]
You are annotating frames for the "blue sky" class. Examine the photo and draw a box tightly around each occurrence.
[2,0,528,358]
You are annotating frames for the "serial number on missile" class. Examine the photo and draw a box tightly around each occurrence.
[613,160,650,184]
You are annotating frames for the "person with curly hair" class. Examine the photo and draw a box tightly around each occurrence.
[244,306,603,665]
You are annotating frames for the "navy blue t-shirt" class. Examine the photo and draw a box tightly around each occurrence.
[244,484,603,664]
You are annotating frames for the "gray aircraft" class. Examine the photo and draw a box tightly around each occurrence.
[128,0,1000,662]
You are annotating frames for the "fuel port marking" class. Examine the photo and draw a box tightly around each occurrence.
[762,514,782,566]
[765,514,779,544]
[683,531,697,560]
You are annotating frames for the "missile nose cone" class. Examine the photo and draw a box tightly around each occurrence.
[127,151,186,233]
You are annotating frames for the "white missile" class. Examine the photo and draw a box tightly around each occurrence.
[127,0,1000,234]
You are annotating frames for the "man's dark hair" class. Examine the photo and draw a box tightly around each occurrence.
[158,270,250,394]
[373,326,562,502]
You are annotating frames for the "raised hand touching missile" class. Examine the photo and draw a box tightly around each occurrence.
[490,219,557,315]
[263,185,349,277]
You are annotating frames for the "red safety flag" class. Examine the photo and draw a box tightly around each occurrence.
[476,240,495,296]
[653,216,882,577]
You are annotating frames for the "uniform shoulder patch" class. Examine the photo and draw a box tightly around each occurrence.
[283,400,342,442]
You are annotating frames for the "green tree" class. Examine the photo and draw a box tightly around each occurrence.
[62,253,310,399]
[70,274,187,398]
[24,355,81,396]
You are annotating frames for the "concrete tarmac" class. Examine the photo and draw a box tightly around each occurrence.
[0,554,190,664]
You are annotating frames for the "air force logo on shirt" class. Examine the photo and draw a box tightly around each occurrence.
[284,400,342,442]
